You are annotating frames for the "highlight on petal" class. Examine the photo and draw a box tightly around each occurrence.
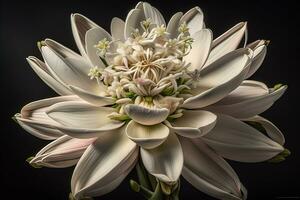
[126,120,169,149]
[205,22,247,67]
[16,96,80,140]
[180,137,247,200]
[40,39,99,94]
[184,29,212,71]
[182,48,252,109]
[205,81,287,119]
[142,2,166,26]
[26,56,72,95]
[47,101,124,138]
[30,135,96,168]
[202,114,284,162]
[180,6,204,36]
[71,13,100,56]
[245,40,268,78]
[165,110,217,138]
[141,133,183,183]
[111,17,125,41]
[124,104,169,125]
[167,12,183,38]
[245,115,285,145]
[71,128,138,199]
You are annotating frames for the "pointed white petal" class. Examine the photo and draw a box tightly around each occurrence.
[245,42,267,78]
[111,17,125,41]
[202,114,284,162]
[124,104,169,125]
[47,101,124,138]
[71,13,99,56]
[182,48,252,109]
[141,133,183,183]
[180,6,204,36]
[205,22,247,67]
[167,12,183,38]
[206,81,287,119]
[71,128,138,199]
[16,96,80,140]
[245,116,285,145]
[126,120,169,149]
[184,29,212,71]
[124,9,145,39]
[180,137,246,200]
[143,2,166,26]
[85,27,112,68]
[165,110,217,138]
[26,57,72,95]
[31,135,95,168]
[69,85,114,106]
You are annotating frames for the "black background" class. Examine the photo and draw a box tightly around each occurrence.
[0,0,298,199]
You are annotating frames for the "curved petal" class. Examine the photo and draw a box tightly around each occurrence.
[69,85,114,106]
[124,9,145,39]
[165,110,217,138]
[71,128,138,199]
[111,17,125,41]
[71,13,99,57]
[141,133,183,183]
[85,27,112,68]
[205,81,287,119]
[30,135,95,168]
[16,96,80,140]
[180,6,204,36]
[205,22,247,67]
[124,104,169,125]
[245,41,267,79]
[126,120,169,149]
[40,39,99,94]
[167,12,183,38]
[46,101,124,138]
[26,56,72,95]
[182,48,252,109]
[184,29,212,71]
[180,137,246,200]
[202,114,284,162]
[245,115,285,145]
[142,2,166,26]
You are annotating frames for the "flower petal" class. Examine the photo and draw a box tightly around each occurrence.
[205,22,247,67]
[165,110,217,138]
[124,104,169,125]
[141,133,183,183]
[85,27,112,68]
[40,39,99,94]
[71,128,138,199]
[47,101,124,138]
[30,135,95,168]
[180,137,246,200]
[69,85,114,106]
[202,114,284,162]
[245,115,285,145]
[180,6,204,36]
[205,81,287,119]
[26,56,72,95]
[142,2,166,26]
[167,12,183,38]
[126,120,169,149]
[182,48,252,109]
[245,40,267,79]
[71,13,99,56]
[16,96,79,140]
[184,29,212,71]
[111,17,125,41]
[124,9,145,39]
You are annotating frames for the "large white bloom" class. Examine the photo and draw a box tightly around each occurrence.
[15,2,287,200]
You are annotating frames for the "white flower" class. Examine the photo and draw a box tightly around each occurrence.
[15,2,288,200]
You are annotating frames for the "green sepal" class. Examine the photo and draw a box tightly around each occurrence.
[268,155,285,163]
[160,182,172,195]
[245,121,267,135]
[12,113,21,124]
[161,87,174,96]
[273,83,283,91]
[136,160,152,189]
[69,192,93,200]
[281,148,291,157]
[130,179,153,199]
[149,182,164,200]
[26,156,42,168]
[125,91,137,99]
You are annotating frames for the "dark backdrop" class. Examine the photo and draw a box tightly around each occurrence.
[0,0,298,199]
